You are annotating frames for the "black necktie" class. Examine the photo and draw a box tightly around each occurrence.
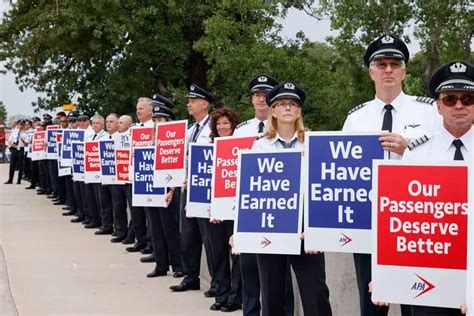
[381,104,393,132]
[140,123,144,127]
[452,139,464,160]
[109,135,112,139]
[278,139,296,149]
[191,123,200,142]
[92,134,97,140]
[258,121,265,133]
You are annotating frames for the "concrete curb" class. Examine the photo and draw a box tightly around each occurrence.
[0,244,19,316]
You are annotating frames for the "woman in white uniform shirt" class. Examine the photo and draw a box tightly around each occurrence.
[252,81,332,316]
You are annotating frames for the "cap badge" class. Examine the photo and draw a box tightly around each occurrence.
[258,76,268,82]
[381,35,394,44]
[284,82,295,90]
[154,106,160,112]
[450,62,467,73]
[190,85,195,91]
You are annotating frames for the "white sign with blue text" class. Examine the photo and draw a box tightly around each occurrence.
[99,140,116,185]
[233,149,304,255]
[61,129,85,166]
[132,147,166,207]
[46,129,60,159]
[186,143,213,218]
[304,131,385,253]
[72,142,85,182]
[57,141,71,177]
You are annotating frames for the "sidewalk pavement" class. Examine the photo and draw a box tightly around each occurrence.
[0,164,213,315]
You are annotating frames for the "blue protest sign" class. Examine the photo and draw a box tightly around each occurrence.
[234,149,303,255]
[61,129,85,167]
[72,142,85,182]
[46,129,60,159]
[132,147,166,207]
[186,144,213,218]
[99,140,116,185]
[304,132,385,253]
[57,142,71,177]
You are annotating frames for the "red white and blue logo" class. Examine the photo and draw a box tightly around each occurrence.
[410,274,436,298]
[260,236,272,248]
[339,233,352,247]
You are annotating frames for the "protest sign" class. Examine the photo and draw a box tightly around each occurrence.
[46,128,61,159]
[233,149,303,255]
[99,140,116,185]
[71,142,85,182]
[304,132,385,253]
[211,136,256,220]
[467,156,474,316]
[115,149,130,184]
[133,147,166,207]
[31,131,46,161]
[129,126,154,179]
[84,141,101,183]
[4,129,11,146]
[186,144,213,218]
[372,160,470,308]
[61,129,85,166]
[57,139,71,177]
[153,120,187,188]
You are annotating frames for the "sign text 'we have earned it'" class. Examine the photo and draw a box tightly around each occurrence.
[186,144,213,218]
[304,132,385,253]
[133,147,166,207]
[372,161,470,309]
[234,149,303,255]
[153,120,187,188]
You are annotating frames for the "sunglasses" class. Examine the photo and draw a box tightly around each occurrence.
[440,95,474,107]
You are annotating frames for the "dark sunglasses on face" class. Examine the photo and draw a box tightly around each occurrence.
[440,94,474,107]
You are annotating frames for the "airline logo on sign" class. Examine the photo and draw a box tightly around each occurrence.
[339,233,353,247]
[260,236,272,248]
[411,273,436,298]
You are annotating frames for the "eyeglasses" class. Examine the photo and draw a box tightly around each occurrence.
[274,101,300,108]
[440,95,474,107]
[372,61,404,70]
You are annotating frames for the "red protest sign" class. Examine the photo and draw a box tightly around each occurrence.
[32,131,46,152]
[131,126,154,150]
[4,129,12,146]
[115,149,130,183]
[210,136,256,220]
[47,125,59,130]
[0,127,5,146]
[377,165,468,269]
[372,161,469,308]
[213,136,256,198]
[153,120,187,187]
[56,133,63,143]
[84,141,100,172]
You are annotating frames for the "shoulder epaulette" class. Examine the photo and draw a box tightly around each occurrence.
[408,134,431,150]
[235,119,251,129]
[347,103,368,115]
[414,96,436,105]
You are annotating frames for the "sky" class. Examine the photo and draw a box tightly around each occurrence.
[0,5,421,120]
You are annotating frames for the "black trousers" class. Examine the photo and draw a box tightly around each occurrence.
[79,181,90,221]
[125,183,147,246]
[145,200,182,273]
[39,160,51,193]
[73,180,85,218]
[179,189,215,286]
[110,185,128,239]
[208,220,242,305]
[99,185,114,231]
[7,147,24,183]
[30,159,39,187]
[411,306,462,316]
[257,250,332,316]
[23,155,31,179]
[85,183,101,226]
[354,254,412,316]
[47,159,58,195]
[65,175,76,212]
[56,175,66,202]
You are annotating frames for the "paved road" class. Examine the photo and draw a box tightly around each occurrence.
[0,164,214,315]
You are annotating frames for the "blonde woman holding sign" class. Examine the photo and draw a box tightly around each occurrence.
[252,82,332,316]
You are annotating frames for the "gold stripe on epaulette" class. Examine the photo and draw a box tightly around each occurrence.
[415,96,436,105]
[408,134,430,150]
[347,103,368,115]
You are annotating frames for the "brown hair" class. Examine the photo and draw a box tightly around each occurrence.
[266,99,305,143]
[209,107,242,142]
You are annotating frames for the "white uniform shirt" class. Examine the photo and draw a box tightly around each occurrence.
[252,132,303,151]
[403,126,472,162]
[84,125,95,141]
[138,119,154,128]
[342,92,441,159]
[233,118,267,137]
[187,115,211,145]
[88,129,108,141]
